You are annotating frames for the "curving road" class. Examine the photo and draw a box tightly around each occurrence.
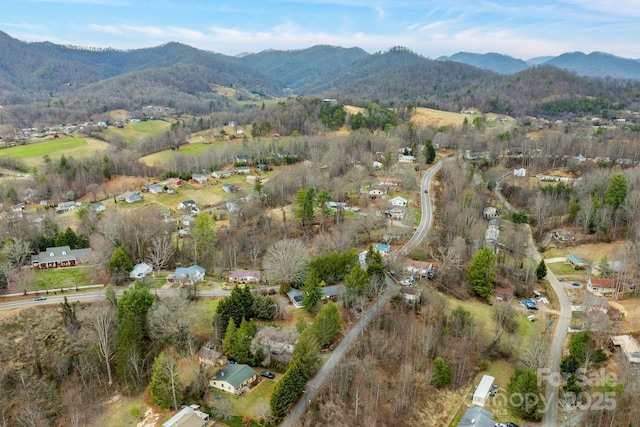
[496,173,571,427]
[280,159,447,427]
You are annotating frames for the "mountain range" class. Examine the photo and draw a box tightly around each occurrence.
[437,51,640,79]
[1,30,640,125]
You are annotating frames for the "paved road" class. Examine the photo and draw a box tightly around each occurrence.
[280,160,446,427]
[496,174,571,427]
[0,287,281,311]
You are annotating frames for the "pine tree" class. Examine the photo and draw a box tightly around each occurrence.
[309,301,342,348]
[149,351,182,410]
[433,357,451,388]
[467,247,497,299]
[302,279,323,312]
[535,259,547,280]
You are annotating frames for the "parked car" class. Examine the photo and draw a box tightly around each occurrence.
[505,423,519,427]
[572,282,580,287]
[260,371,275,379]
[527,305,539,311]
[33,296,46,301]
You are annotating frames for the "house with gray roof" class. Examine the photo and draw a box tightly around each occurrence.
[209,364,256,395]
[161,404,208,427]
[31,246,92,269]
[457,406,495,427]
[168,265,205,285]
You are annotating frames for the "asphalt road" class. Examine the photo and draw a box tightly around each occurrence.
[280,160,446,427]
[0,287,282,311]
[498,174,571,427]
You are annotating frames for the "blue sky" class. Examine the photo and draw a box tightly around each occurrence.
[1,0,639,59]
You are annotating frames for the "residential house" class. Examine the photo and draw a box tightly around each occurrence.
[368,185,387,198]
[513,167,526,177]
[554,230,575,242]
[221,183,239,193]
[191,173,208,184]
[611,335,640,364]
[130,262,153,279]
[167,178,184,187]
[389,207,405,220]
[181,215,195,227]
[472,375,495,407]
[168,265,206,285]
[211,170,233,179]
[198,347,222,368]
[55,201,78,213]
[246,175,260,185]
[145,184,163,194]
[252,327,297,360]
[161,405,209,427]
[594,156,611,164]
[457,406,495,427]
[379,177,402,187]
[399,287,421,305]
[234,154,249,164]
[92,201,106,212]
[120,191,142,203]
[372,160,383,169]
[389,196,408,207]
[31,246,92,269]
[464,150,485,160]
[495,287,514,301]
[587,278,617,296]
[482,206,498,219]
[404,260,436,278]
[178,200,197,210]
[398,155,416,163]
[325,201,347,210]
[229,270,261,284]
[539,175,570,183]
[575,154,587,162]
[209,364,256,395]
[566,254,587,270]
[485,227,499,247]
[358,243,390,264]
[287,285,346,309]
[616,158,633,166]
[234,166,251,175]
[256,163,271,172]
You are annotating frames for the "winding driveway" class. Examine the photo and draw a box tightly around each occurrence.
[280,159,447,426]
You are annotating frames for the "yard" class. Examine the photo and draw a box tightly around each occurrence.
[208,376,275,421]
[33,267,91,290]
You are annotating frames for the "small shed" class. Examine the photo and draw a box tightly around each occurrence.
[472,375,495,407]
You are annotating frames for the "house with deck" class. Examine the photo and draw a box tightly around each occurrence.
[209,364,256,395]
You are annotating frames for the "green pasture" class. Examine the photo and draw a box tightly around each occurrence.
[0,137,109,166]
[103,120,170,144]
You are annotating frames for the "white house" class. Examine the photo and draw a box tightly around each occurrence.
[587,278,617,296]
[472,375,495,407]
[389,196,408,207]
[611,335,640,364]
[513,167,526,177]
[229,270,261,284]
[398,155,416,163]
[130,262,153,279]
[178,200,197,210]
[373,161,383,169]
[212,170,233,179]
[191,173,208,184]
[209,364,256,395]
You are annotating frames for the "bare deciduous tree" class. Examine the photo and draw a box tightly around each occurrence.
[262,238,310,284]
[92,304,116,385]
[146,233,174,272]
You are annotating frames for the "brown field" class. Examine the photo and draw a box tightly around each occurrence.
[616,300,640,333]
[411,107,469,127]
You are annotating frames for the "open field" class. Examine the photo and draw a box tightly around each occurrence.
[0,137,110,167]
[140,141,216,167]
[90,394,146,427]
[102,119,171,145]
[544,242,625,264]
[411,107,469,127]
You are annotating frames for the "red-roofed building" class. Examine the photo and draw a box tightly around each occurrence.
[587,278,616,296]
[229,270,261,284]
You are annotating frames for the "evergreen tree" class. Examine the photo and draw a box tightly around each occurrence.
[55,227,79,249]
[294,187,316,229]
[433,357,451,388]
[191,214,217,270]
[149,351,182,410]
[467,247,497,299]
[214,285,255,336]
[424,139,436,164]
[292,328,321,378]
[344,265,370,296]
[309,301,342,348]
[269,359,309,421]
[108,246,134,285]
[535,259,547,280]
[507,368,544,421]
[604,173,627,209]
[222,318,238,359]
[302,278,323,312]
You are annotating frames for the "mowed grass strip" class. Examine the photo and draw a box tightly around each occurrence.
[33,267,90,290]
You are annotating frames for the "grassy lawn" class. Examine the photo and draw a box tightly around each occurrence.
[445,296,496,336]
[547,262,582,277]
[210,378,275,421]
[478,359,516,423]
[33,267,90,290]
[103,120,171,145]
[571,311,584,328]
[93,395,146,427]
[187,298,220,339]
